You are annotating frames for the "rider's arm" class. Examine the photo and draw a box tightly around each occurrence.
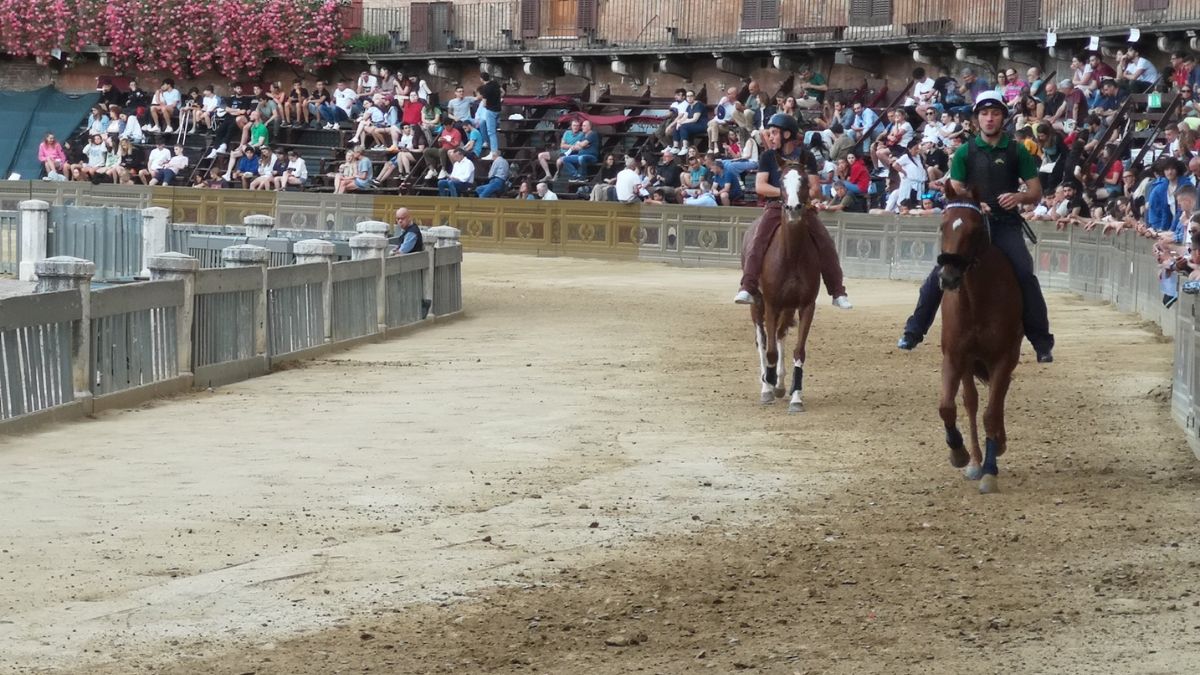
[756,170,780,199]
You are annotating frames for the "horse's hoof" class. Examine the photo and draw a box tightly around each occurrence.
[963,464,983,481]
[979,474,999,494]
[760,392,776,405]
[948,446,969,468]
[788,401,805,413]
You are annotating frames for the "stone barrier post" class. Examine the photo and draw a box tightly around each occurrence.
[140,207,171,277]
[148,252,200,374]
[223,244,269,358]
[244,214,275,239]
[427,225,461,248]
[34,256,95,399]
[350,232,388,333]
[17,200,49,282]
[294,239,336,343]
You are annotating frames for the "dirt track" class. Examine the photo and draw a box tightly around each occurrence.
[4,253,1199,674]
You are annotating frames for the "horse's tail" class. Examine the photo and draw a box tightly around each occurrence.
[973,359,990,384]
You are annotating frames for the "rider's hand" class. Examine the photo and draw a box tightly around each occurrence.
[997,192,1021,210]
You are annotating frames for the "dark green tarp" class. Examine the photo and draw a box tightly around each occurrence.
[0,87,99,180]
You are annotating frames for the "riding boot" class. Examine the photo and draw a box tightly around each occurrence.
[738,204,783,294]
[902,266,943,343]
[990,222,1055,355]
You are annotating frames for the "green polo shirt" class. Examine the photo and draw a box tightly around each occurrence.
[949,134,1038,183]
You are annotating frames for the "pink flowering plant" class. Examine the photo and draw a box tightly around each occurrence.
[0,0,344,78]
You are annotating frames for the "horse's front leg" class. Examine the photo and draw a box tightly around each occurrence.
[979,359,1016,494]
[756,306,777,405]
[960,372,983,480]
[788,302,817,413]
[939,354,968,469]
[774,314,790,399]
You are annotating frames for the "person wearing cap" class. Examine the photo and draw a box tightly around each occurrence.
[896,90,1055,362]
[734,112,853,309]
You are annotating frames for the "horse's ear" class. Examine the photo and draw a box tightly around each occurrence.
[944,180,958,202]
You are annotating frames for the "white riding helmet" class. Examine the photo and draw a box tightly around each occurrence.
[972,90,1008,117]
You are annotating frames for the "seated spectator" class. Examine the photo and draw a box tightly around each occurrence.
[197,85,221,131]
[249,147,284,190]
[147,79,181,133]
[85,105,108,136]
[588,154,622,201]
[476,154,510,198]
[356,70,378,102]
[123,79,151,124]
[97,79,125,108]
[671,90,708,152]
[307,80,332,129]
[376,123,421,184]
[1013,93,1044,131]
[515,181,535,200]
[422,117,463,180]
[683,180,719,207]
[707,86,740,150]
[419,94,442,146]
[149,145,188,186]
[538,118,584,182]
[334,148,371,194]
[1146,158,1192,241]
[237,110,269,151]
[536,181,558,200]
[724,130,760,178]
[656,88,689,147]
[254,91,282,135]
[819,181,868,213]
[1118,46,1159,94]
[795,65,828,110]
[37,132,67,179]
[321,81,356,129]
[224,145,260,188]
[460,119,485,159]
[275,149,308,191]
[1093,79,1126,127]
[680,154,710,192]
[349,98,386,148]
[561,119,600,180]
[283,79,309,128]
[94,137,125,184]
[179,87,202,133]
[76,134,108,182]
[842,151,870,197]
[139,139,172,184]
[437,148,475,197]
[707,153,743,206]
[376,67,399,99]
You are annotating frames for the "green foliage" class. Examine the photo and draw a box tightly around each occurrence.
[343,32,390,53]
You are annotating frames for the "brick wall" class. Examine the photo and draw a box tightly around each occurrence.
[0,60,53,92]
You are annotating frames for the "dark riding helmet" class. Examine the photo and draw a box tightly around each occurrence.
[972,90,1009,118]
[767,112,800,140]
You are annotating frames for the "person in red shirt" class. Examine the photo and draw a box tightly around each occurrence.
[1172,52,1194,89]
[842,151,870,196]
[421,115,463,180]
[1088,53,1117,82]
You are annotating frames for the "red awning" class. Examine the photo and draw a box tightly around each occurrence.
[555,111,670,127]
[501,95,579,108]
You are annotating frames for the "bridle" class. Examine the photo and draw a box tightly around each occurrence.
[937,202,990,271]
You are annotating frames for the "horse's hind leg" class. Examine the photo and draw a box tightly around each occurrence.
[940,356,968,469]
[979,361,1016,494]
[789,302,817,413]
[960,373,983,481]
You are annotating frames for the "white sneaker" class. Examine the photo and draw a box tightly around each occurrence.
[483,152,499,160]
[216,143,227,154]
[832,295,853,310]
[205,149,218,160]
[145,125,159,132]
[424,169,436,180]
[163,126,174,133]
[370,145,386,151]
[437,170,448,179]
[734,290,754,305]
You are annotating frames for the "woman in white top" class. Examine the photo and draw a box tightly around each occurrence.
[77,134,108,181]
[373,124,419,185]
[1071,55,1095,94]
[276,150,308,191]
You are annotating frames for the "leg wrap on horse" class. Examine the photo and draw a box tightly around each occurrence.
[791,363,804,393]
[740,205,783,293]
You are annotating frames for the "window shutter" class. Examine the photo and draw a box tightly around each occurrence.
[759,0,780,28]
[410,2,432,52]
[1003,0,1021,32]
[741,0,762,29]
[870,0,892,27]
[577,0,598,34]
[1020,0,1040,30]
[520,0,540,39]
[848,0,872,26]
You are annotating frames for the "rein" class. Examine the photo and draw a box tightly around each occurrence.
[937,202,991,271]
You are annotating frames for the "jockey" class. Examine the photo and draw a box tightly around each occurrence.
[896,90,1055,362]
[734,113,852,309]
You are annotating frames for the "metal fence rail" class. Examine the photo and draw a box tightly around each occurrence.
[331,259,380,342]
[0,290,78,421]
[384,253,428,328]
[432,246,463,316]
[89,281,182,396]
[0,210,19,276]
[47,206,142,281]
[267,263,327,357]
[193,267,260,368]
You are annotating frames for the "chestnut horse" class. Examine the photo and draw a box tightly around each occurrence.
[936,183,1023,494]
[745,167,821,413]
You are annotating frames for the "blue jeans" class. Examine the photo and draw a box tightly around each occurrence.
[475,107,499,155]
[320,104,348,124]
[475,177,507,198]
[903,217,1054,354]
[437,179,472,197]
[723,159,758,176]
[673,121,707,144]
[842,180,863,195]
[561,154,596,179]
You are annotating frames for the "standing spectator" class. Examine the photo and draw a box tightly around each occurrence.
[275,149,308,191]
[657,88,689,147]
[1119,46,1159,94]
[1147,158,1192,241]
[707,86,740,149]
[445,85,476,123]
[437,148,475,197]
[475,71,503,160]
[475,154,510,198]
[671,90,708,152]
[147,79,181,133]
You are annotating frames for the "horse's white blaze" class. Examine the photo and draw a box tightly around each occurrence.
[952,218,964,231]
[783,169,802,209]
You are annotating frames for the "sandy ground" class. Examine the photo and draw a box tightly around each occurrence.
[2,253,1198,675]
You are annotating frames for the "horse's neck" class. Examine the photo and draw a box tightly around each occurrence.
[777,210,811,260]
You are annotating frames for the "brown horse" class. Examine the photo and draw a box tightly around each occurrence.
[745,167,822,413]
[936,182,1023,494]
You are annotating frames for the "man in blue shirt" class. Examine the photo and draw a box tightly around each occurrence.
[476,155,510,198]
[389,207,424,254]
[705,153,742,206]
